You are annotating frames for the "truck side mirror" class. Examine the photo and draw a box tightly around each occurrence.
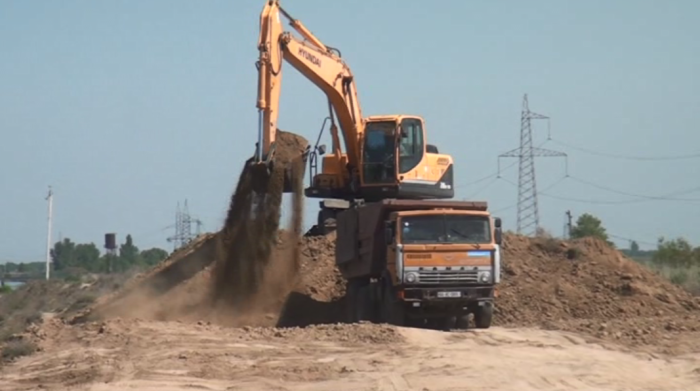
[494,217,503,245]
[384,222,394,245]
[318,144,327,155]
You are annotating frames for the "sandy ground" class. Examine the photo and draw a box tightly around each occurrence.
[2,318,699,391]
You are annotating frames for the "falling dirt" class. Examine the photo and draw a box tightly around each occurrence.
[208,129,308,323]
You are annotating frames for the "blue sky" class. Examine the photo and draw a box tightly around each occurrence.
[1,0,699,262]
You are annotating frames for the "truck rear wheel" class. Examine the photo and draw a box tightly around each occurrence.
[382,282,405,326]
[473,303,493,329]
[356,284,375,322]
[344,282,358,323]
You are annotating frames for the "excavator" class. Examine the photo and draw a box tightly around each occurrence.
[253,0,455,231]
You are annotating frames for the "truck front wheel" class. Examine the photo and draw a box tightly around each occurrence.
[473,302,493,329]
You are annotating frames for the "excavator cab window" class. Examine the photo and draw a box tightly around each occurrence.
[398,118,425,174]
[362,121,397,185]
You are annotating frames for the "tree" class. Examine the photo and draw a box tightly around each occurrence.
[140,248,169,266]
[570,213,613,246]
[75,243,101,272]
[653,237,698,268]
[119,235,140,264]
[112,235,141,271]
[46,234,167,276]
[630,240,640,254]
[51,238,76,271]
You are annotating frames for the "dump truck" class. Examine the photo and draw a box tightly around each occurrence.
[338,199,502,330]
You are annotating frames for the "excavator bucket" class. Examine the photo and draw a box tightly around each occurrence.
[249,129,310,195]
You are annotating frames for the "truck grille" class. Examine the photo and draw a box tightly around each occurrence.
[417,270,479,284]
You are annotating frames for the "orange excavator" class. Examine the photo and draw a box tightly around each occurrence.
[253,0,455,231]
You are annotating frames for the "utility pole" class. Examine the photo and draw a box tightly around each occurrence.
[498,94,567,237]
[44,186,54,280]
[565,210,573,239]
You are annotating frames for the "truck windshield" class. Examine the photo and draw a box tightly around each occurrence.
[400,215,491,244]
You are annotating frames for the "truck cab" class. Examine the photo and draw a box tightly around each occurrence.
[385,209,502,329]
[337,199,502,330]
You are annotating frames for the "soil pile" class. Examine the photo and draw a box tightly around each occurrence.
[0,274,130,340]
[72,233,218,323]
[495,234,700,348]
[74,212,700,349]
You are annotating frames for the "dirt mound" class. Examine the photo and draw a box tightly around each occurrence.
[497,235,699,323]
[75,203,700,350]
[72,233,218,323]
[495,234,700,348]
[0,274,129,340]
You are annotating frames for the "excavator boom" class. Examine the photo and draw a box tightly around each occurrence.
[255,1,362,172]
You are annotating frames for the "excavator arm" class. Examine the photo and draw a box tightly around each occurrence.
[255,0,363,187]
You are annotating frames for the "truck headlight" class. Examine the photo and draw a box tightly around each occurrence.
[478,271,491,283]
[405,272,418,283]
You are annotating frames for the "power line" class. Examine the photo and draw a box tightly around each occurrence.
[462,177,500,200]
[455,139,552,191]
[567,175,700,201]
[455,160,518,190]
[607,233,658,248]
[549,138,700,161]
[489,176,569,215]
[499,175,700,205]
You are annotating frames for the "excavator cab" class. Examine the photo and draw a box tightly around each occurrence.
[358,116,454,201]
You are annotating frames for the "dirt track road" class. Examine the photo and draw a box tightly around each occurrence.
[2,319,699,391]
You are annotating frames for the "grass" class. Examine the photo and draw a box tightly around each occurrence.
[632,259,700,295]
[0,285,12,294]
[1,339,36,361]
[659,266,700,295]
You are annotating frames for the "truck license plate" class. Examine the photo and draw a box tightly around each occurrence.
[437,291,461,298]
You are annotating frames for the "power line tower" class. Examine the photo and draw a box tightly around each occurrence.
[167,202,182,250]
[167,200,203,250]
[499,94,567,237]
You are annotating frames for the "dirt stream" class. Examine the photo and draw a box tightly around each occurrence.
[3,130,700,388]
